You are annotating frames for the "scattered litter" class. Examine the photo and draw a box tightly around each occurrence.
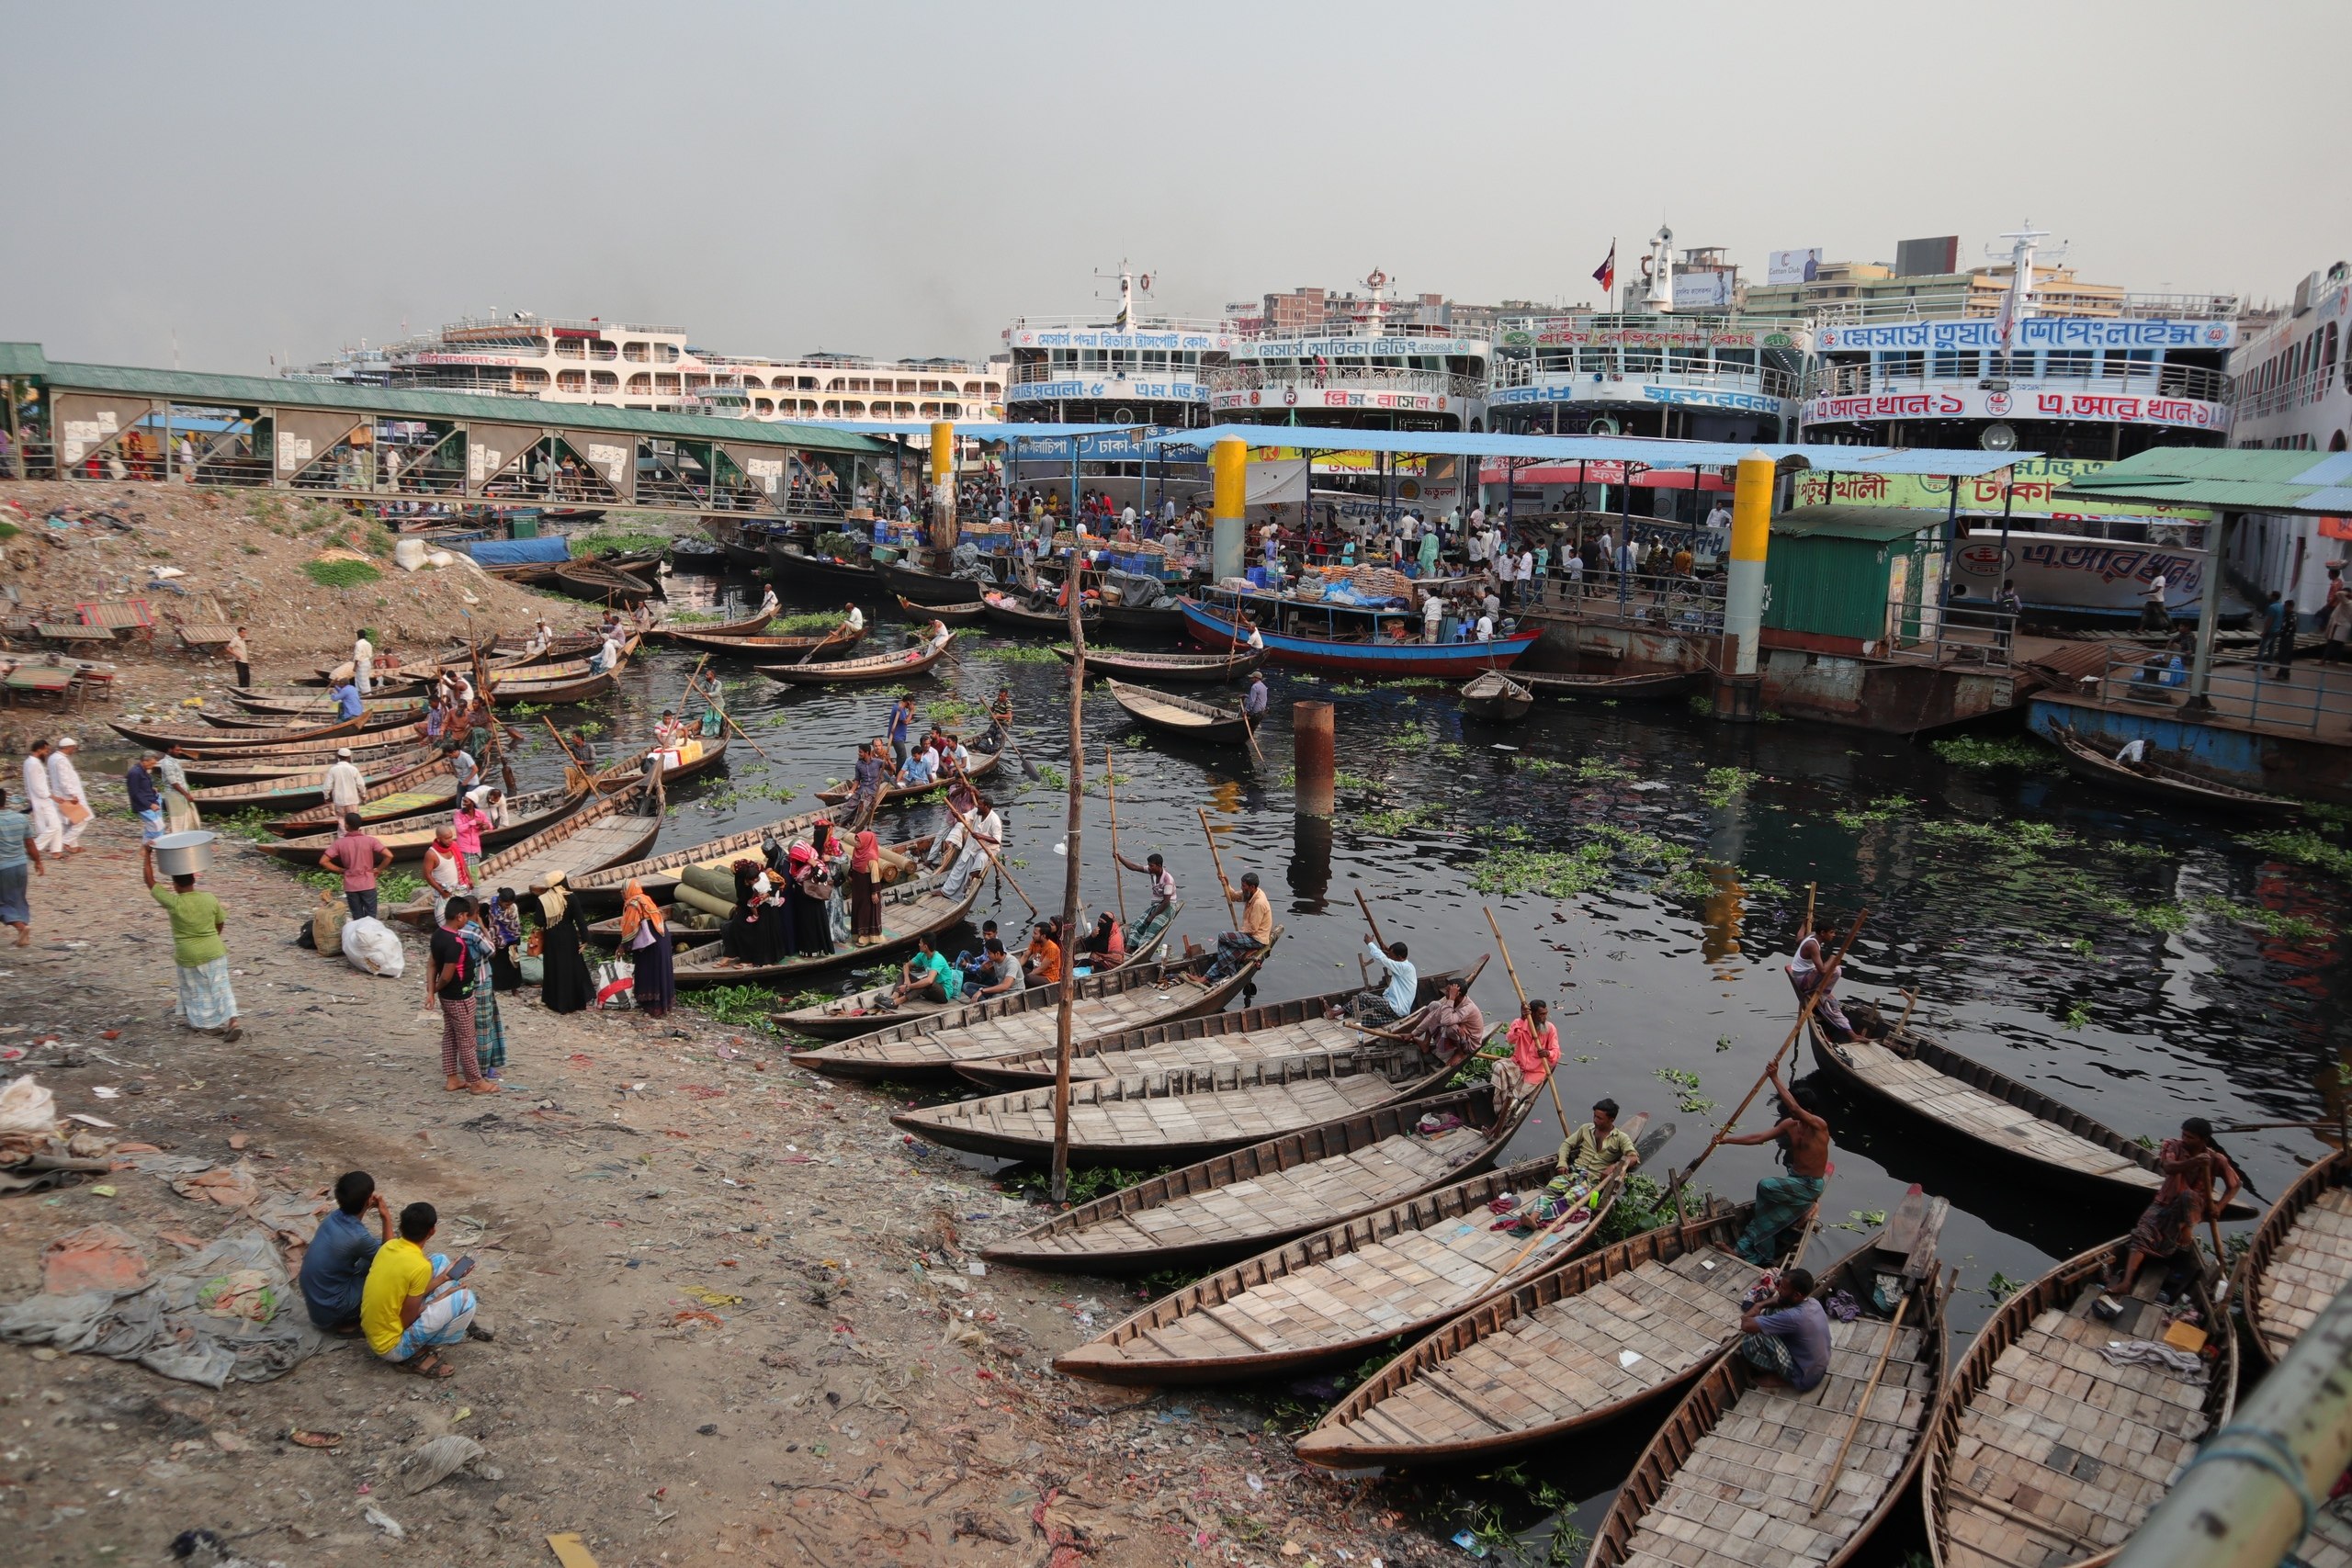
[363,1503,406,1539]
[546,1532,601,1568]
[401,1433,487,1495]
[681,1286,745,1307]
[42,1224,151,1295]
[288,1429,343,1449]
[170,1162,261,1207]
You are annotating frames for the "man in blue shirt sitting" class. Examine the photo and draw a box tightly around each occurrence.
[299,1170,394,1334]
[1352,938,1417,1025]
[331,679,365,720]
[1737,1266,1832,1392]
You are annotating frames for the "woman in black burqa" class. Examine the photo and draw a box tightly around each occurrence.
[535,880,594,1014]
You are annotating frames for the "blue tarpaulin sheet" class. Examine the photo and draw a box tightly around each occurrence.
[467,536,571,567]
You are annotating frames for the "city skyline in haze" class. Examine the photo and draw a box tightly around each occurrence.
[5,0,2347,377]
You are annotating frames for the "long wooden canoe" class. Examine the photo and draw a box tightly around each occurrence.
[771,901,1178,1037]
[236,638,629,705]
[187,745,442,810]
[984,1085,1539,1275]
[758,637,954,684]
[1517,668,1702,701]
[663,879,981,989]
[1105,679,1250,743]
[553,558,657,605]
[1921,1238,2235,1568]
[902,595,987,625]
[582,835,937,946]
[659,624,865,659]
[1587,1198,1950,1568]
[110,710,411,752]
[953,964,1463,1092]
[2052,725,2299,818]
[890,1037,1447,1168]
[124,719,422,762]
[643,607,777,641]
[180,737,430,784]
[564,806,840,910]
[2235,1147,2352,1369]
[267,756,458,835]
[1052,1144,1645,1386]
[259,773,588,864]
[1057,647,1262,682]
[390,779,664,927]
[1459,671,1533,721]
[786,937,1275,1079]
[984,592,1096,635]
[1805,1017,2255,1217]
[810,740,1002,807]
[1295,1200,1769,1469]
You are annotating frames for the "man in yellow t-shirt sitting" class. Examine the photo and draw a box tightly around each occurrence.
[360,1201,481,1378]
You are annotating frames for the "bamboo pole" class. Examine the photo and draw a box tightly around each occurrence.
[1351,887,1390,953]
[1198,807,1239,928]
[684,669,776,764]
[1484,906,1573,1140]
[1102,745,1127,930]
[1049,579,1089,1205]
[1807,1287,1914,1515]
[941,795,1035,915]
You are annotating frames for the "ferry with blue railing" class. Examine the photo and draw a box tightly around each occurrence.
[1487,311,1804,446]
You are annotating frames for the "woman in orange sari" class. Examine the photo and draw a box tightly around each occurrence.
[618,879,673,1017]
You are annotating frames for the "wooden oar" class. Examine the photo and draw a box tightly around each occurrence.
[1197,807,1239,929]
[1484,906,1574,1141]
[1351,887,1391,954]
[1807,1289,1914,1516]
[942,795,1035,915]
[1102,745,1127,930]
[684,668,775,764]
[543,716,614,798]
[793,621,849,666]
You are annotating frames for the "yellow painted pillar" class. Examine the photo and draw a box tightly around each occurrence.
[1210,437,1247,583]
[929,420,956,549]
[1722,451,1774,676]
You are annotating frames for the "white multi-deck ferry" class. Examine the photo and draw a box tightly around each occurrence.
[1001,266,1234,428]
[2222,260,2349,625]
[1797,231,2242,620]
[293,315,1004,429]
[1211,270,1489,433]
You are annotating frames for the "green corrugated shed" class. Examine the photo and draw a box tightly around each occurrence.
[8,346,886,457]
[0,344,51,377]
[2054,446,2352,515]
[1763,507,1937,642]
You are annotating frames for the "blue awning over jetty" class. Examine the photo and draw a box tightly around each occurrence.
[1138,424,2036,478]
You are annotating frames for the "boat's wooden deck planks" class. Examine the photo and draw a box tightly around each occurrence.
[1024,1123,1485,1257]
[2256,1186,2352,1359]
[1614,1318,1932,1567]
[1059,1017,1358,1080]
[1940,1297,2212,1566]
[934,1071,1405,1154]
[822,977,1216,1066]
[1832,1038,2155,1185]
[1317,1248,1759,1453]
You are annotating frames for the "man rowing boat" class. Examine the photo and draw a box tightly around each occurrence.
[1716,1061,1831,1264]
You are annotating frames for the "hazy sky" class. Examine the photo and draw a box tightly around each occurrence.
[6,0,2346,375]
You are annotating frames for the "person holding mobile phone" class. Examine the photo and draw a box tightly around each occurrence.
[360,1201,484,1379]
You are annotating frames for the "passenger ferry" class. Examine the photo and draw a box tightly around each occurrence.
[2222,259,2350,626]
[1001,266,1233,429]
[1487,312,1804,446]
[1211,270,1489,434]
[291,314,1004,430]
[1798,231,2242,620]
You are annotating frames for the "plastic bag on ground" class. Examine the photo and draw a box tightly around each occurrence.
[342,917,405,978]
[0,1075,57,1135]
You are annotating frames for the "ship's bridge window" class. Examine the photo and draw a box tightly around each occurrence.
[1879,351,1922,380]
[2046,350,2091,378]
[1142,351,1168,370]
[1929,350,1968,379]
[1624,348,1662,375]
[1082,350,1108,371]
[1715,348,1756,369]
[1580,348,1612,375]
[1667,348,1703,374]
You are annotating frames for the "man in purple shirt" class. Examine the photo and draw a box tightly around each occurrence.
[1738,1267,1831,1392]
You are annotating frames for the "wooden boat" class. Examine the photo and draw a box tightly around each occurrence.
[809,738,1002,806]
[953,964,1464,1092]
[183,739,435,789]
[1104,679,1250,743]
[786,938,1274,1078]
[2235,1147,2352,1368]
[1516,668,1702,701]
[1458,671,1533,720]
[1805,1016,2255,1217]
[229,687,425,719]
[1181,594,1539,678]
[109,710,410,752]
[758,636,954,684]
[172,728,426,773]
[889,1036,1445,1168]
[878,556,996,604]
[1051,1134,1647,1386]
[662,879,981,988]
[1100,598,1188,637]
[767,543,879,593]
[591,733,731,791]
[267,756,458,835]
[564,806,838,910]
[230,659,626,716]
[659,624,865,659]
[772,901,1178,1037]
[186,745,442,814]
[902,594,987,625]
[258,773,589,864]
[2052,724,2300,818]
[475,668,620,706]
[983,1084,1537,1275]
[642,607,777,641]
[1296,1199,1777,1470]
[1921,1237,2235,1568]
[390,780,664,927]
[552,558,658,605]
[307,638,587,688]
[1587,1195,1951,1568]
[984,591,1096,635]
[1056,646,1261,683]
[582,834,937,946]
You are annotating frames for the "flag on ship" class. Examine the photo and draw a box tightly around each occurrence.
[1592,242,1616,293]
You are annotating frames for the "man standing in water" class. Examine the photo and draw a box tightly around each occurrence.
[1715,1059,1831,1263]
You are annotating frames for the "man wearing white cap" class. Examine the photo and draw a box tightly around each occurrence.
[48,738,92,853]
[322,748,367,815]
[21,740,62,856]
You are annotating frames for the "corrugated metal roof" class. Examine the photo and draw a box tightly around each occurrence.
[2052,446,2352,515]
[0,344,51,377]
[1770,505,1942,542]
[1140,423,2034,477]
[26,355,886,456]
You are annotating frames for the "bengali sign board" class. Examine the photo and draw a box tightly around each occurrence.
[1804,386,2228,430]
[1493,382,1789,415]
[1815,318,2238,351]
[1213,387,1455,414]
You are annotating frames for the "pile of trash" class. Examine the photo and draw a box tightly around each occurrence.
[0,1074,119,1196]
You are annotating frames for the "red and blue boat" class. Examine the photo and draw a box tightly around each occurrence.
[1179,592,1540,677]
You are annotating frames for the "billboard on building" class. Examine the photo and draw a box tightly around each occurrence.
[1767,248,1822,285]
[1894,236,1961,277]
[1671,270,1735,310]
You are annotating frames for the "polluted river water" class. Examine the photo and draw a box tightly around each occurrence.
[525,573,2348,1563]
